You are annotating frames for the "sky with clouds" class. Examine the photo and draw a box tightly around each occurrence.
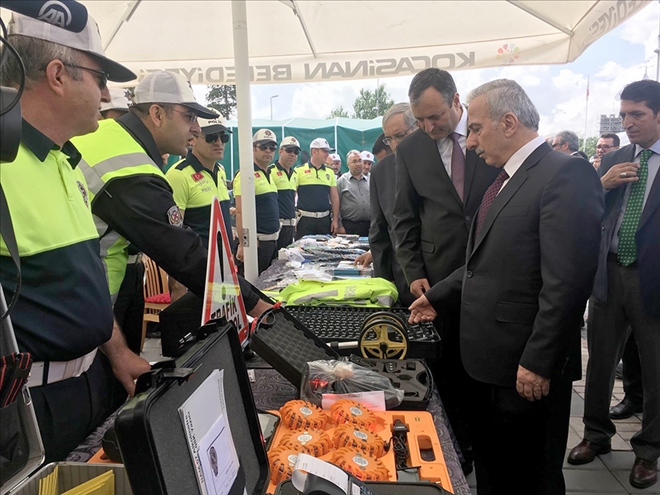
[194,2,658,140]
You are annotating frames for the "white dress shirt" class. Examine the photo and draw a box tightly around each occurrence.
[498,136,546,194]
[436,105,468,177]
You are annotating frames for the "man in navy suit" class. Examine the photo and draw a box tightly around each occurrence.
[409,79,603,494]
[568,79,660,489]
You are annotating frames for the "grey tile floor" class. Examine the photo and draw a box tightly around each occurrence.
[140,336,659,494]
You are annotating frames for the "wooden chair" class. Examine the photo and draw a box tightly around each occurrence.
[141,255,171,351]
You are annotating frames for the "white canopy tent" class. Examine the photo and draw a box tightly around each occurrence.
[2,1,650,280]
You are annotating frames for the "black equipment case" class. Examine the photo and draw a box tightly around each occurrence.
[115,319,268,495]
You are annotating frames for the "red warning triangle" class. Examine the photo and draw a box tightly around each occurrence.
[202,197,249,346]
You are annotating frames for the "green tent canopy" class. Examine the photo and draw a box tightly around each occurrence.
[220,117,384,179]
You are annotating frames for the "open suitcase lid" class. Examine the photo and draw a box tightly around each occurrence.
[0,289,45,495]
[115,319,269,495]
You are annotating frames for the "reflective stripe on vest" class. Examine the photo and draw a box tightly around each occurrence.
[73,119,167,299]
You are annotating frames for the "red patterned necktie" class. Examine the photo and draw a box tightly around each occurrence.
[450,132,465,201]
[475,169,509,239]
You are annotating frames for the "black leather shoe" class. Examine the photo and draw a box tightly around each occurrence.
[609,399,643,420]
[630,457,658,489]
[567,439,612,465]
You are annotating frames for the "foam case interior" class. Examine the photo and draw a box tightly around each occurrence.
[249,308,339,387]
[275,479,452,495]
[284,306,441,359]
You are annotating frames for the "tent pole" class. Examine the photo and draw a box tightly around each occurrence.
[232,0,259,282]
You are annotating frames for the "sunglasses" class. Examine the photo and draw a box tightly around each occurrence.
[282,147,300,155]
[63,64,109,90]
[258,144,277,152]
[205,133,230,144]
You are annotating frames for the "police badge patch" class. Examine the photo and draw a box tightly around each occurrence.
[76,181,89,207]
[167,205,184,227]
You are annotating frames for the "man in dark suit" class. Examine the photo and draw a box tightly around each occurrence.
[393,68,499,473]
[367,103,417,306]
[568,79,660,489]
[409,79,603,494]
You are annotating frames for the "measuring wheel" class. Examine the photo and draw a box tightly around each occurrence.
[358,312,408,360]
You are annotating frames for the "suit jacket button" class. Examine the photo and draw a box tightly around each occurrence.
[465,215,471,222]
[466,270,473,278]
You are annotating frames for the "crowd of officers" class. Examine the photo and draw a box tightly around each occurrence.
[0,10,383,462]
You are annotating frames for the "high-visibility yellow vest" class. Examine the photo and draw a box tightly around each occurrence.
[278,278,398,307]
[72,119,167,301]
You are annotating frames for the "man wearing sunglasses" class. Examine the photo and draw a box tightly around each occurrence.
[270,136,301,252]
[295,138,341,239]
[166,110,233,248]
[1,12,148,461]
[73,71,269,318]
[234,129,281,274]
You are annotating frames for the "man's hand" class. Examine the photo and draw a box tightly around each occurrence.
[516,365,550,402]
[236,244,244,262]
[601,162,639,190]
[110,348,152,397]
[408,295,437,323]
[101,322,151,397]
[410,278,430,298]
[355,251,373,267]
[592,155,601,170]
[331,219,339,235]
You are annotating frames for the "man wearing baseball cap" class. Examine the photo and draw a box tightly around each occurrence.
[270,136,300,251]
[234,129,280,274]
[73,71,270,324]
[360,150,375,178]
[101,87,132,120]
[166,109,233,248]
[329,153,343,179]
[0,12,149,461]
[294,138,340,238]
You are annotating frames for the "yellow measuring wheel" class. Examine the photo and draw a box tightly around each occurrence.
[358,312,409,360]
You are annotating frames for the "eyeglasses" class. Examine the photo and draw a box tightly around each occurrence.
[596,144,614,150]
[63,64,108,90]
[171,109,198,123]
[382,122,417,146]
[258,144,277,152]
[349,159,363,164]
[282,147,300,155]
[205,132,230,144]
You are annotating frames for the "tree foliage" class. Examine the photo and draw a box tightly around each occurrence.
[206,85,237,119]
[579,136,598,159]
[328,106,351,118]
[328,84,394,120]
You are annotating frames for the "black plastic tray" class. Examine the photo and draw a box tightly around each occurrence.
[347,356,433,411]
[275,479,452,495]
[284,306,441,359]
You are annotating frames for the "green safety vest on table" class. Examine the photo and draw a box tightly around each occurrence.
[72,119,167,301]
[277,278,398,307]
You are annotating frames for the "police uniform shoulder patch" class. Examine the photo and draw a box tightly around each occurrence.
[326,173,330,180]
[76,180,89,208]
[167,205,184,227]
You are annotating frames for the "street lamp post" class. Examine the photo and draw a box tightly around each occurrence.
[270,95,279,120]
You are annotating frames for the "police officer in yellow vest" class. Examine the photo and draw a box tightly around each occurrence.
[270,136,300,252]
[166,109,233,248]
[73,71,270,317]
[0,12,150,461]
[295,138,341,239]
[235,129,280,274]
